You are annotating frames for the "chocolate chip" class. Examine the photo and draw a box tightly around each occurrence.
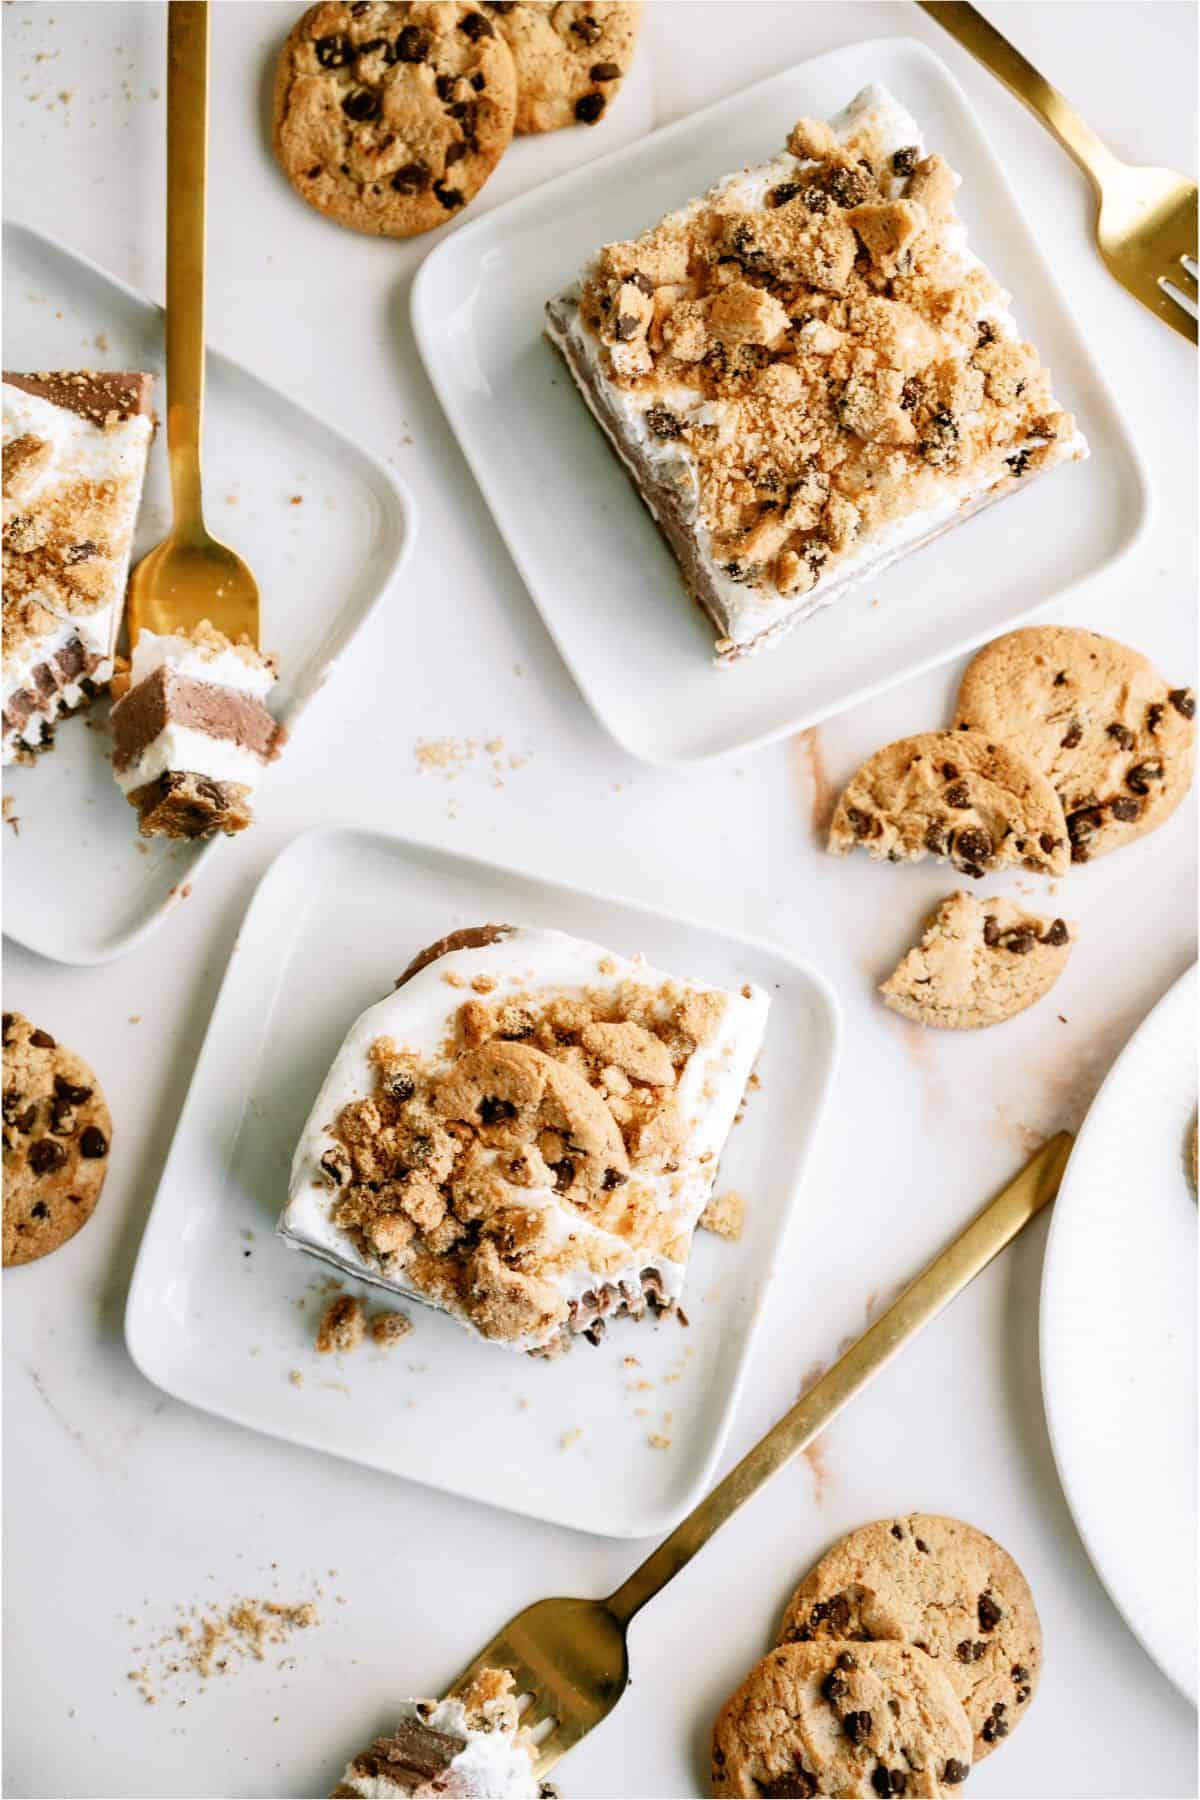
[305,165,322,179]
[436,71,456,99]
[50,1099,76,1136]
[1067,805,1102,846]
[802,183,830,214]
[944,781,971,808]
[383,1070,415,1102]
[836,1651,858,1671]
[822,1670,850,1703]
[320,1148,349,1185]
[444,141,467,167]
[1147,702,1164,733]
[395,24,431,60]
[1060,719,1082,749]
[955,1640,975,1663]
[357,35,394,61]
[842,1710,872,1746]
[64,540,98,564]
[569,15,603,43]
[1004,929,1035,954]
[590,60,620,80]
[767,181,801,208]
[976,318,996,346]
[434,183,465,210]
[17,1106,37,1133]
[1043,918,1069,946]
[575,92,605,124]
[478,1095,517,1125]
[613,312,640,341]
[391,161,431,194]
[341,87,381,122]
[54,1074,92,1105]
[1110,796,1140,821]
[1126,759,1163,794]
[458,10,494,38]
[978,1592,1002,1631]
[1107,722,1134,748]
[1,1015,12,1044]
[891,145,919,176]
[890,1523,903,1539]
[943,1760,969,1786]
[900,375,922,411]
[848,806,876,840]
[628,271,653,294]
[30,1199,50,1220]
[79,1125,108,1159]
[924,820,951,856]
[314,32,352,67]
[761,1775,817,1799]
[549,1157,575,1190]
[954,826,993,867]
[602,1167,627,1190]
[483,0,516,9]
[29,1139,67,1174]
[872,1770,907,1797]
[1011,1664,1030,1683]
[1039,831,1059,854]
[1169,687,1195,719]
[824,164,871,207]
[1015,1685,1032,1703]
[30,1029,56,1049]
[645,406,682,440]
[915,1537,929,1553]
[1006,448,1031,477]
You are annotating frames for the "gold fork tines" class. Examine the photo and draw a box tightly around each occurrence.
[920,1,1197,343]
[126,0,260,650]
[449,1135,1073,1778]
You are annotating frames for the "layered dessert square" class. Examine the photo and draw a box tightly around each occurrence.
[281,923,769,1355]
[545,84,1087,662]
[332,1670,550,1800]
[110,621,286,838]
[2,370,154,761]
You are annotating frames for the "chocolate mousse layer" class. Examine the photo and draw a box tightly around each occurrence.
[2,369,154,426]
[110,665,285,774]
[1,634,106,754]
[334,1719,468,1796]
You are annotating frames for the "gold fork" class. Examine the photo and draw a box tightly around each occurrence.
[127,0,260,649]
[920,1,1197,343]
[450,1133,1072,1780]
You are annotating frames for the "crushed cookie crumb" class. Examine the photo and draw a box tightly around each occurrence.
[368,1310,412,1346]
[315,1294,365,1354]
[699,1188,745,1240]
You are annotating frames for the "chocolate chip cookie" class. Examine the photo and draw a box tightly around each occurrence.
[2,1012,111,1266]
[482,1,641,133]
[880,891,1074,1030]
[712,1641,973,1798]
[828,729,1069,878]
[778,1514,1042,1761]
[953,626,1196,865]
[273,1,518,237]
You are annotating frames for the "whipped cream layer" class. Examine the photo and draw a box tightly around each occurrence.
[282,926,769,1356]
[547,84,1087,660]
[336,1695,542,1800]
[111,627,279,797]
[2,381,153,759]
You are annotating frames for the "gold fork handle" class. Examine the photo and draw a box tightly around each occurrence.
[605,1133,1071,1625]
[165,0,211,539]
[919,1,1119,196]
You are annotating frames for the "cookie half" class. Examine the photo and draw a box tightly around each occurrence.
[482,1,641,133]
[828,729,1069,878]
[777,1514,1042,1761]
[953,626,1196,864]
[2,1012,111,1266]
[712,1641,972,1798]
[880,891,1074,1030]
[273,1,518,238]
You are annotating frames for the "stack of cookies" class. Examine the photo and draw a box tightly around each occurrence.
[827,626,1195,1032]
[712,1514,1041,1797]
[273,1,643,238]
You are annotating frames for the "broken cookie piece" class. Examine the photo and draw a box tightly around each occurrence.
[828,729,1069,878]
[880,891,1074,1030]
[545,83,1085,663]
[280,925,768,1356]
[110,620,286,839]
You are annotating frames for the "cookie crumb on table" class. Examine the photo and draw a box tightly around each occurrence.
[315,1294,365,1354]
[700,1188,745,1240]
[369,1309,412,1346]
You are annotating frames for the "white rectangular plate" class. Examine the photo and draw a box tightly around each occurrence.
[411,36,1149,767]
[125,827,840,1538]
[2,222,415,964]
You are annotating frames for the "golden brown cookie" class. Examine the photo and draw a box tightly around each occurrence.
[880,891,1074,1030]
[712,1641,972,1798]
[2,1012,111,1266]
[828,729,1070,878]
[482,1,641,133]
[273,1,518,238]
[953,627,1196,865]
[777,1514,1042,1762]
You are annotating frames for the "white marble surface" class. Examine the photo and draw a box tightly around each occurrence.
[2,3,1196,1796]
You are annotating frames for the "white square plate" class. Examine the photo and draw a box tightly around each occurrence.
[411,36,1149,767]
[125,827,840,1538]
[2,223,416,965]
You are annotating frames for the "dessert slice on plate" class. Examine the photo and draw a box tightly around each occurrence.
[281,923,769,1356]
[2,370,154,762]
[332,1670,552,1799]
[110,620,286,838]
[545,83,1086,662]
